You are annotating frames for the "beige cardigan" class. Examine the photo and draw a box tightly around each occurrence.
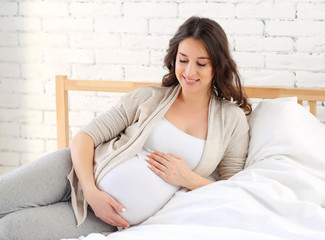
[68,85,250,226]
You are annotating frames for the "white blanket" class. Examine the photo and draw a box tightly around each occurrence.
[63,98,325,240]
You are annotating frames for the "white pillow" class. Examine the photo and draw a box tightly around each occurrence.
[245,97,325,181]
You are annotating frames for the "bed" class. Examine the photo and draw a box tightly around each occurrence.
[55,75,325,240]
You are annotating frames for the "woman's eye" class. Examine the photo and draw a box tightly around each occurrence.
[179,59,206,66]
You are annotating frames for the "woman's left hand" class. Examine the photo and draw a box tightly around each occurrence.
[146,150,194,188]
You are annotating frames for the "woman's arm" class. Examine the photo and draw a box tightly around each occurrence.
[70,132,96,197]
[70,132,130,228]
[217,109,250,180]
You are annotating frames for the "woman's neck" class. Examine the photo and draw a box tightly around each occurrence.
[178,90,211,109]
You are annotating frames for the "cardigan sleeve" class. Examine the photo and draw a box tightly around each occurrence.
[79,86,167,148]
[79,88,146,147]
[217,108,250,180]
[79,102,130,147]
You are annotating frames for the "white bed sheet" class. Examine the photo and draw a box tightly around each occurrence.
[64,159,325,240]
[63,98,325,240]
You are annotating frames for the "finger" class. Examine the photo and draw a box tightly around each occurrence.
[147,156,167,172]
[106,209,130,228]
[152,150,171,161]
[105,212,129,228]
[169,153,182,160]
[101,215,121,228]
[96,205,126,228]
[107,195,127,214]
[149,153,170,166]
[106,196,130,227]
[114,213,130,227]
[148,162,167,178]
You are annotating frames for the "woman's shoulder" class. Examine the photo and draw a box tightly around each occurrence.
[213,98,246,117]
[214,100,250,137]
[223,100,244,114]
[213,98,248,126]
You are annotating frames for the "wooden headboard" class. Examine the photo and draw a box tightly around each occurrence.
[56,75,325,150]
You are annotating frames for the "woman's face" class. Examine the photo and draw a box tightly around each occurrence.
[175,37,214,97]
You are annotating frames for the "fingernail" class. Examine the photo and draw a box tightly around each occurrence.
[121,208,126,213]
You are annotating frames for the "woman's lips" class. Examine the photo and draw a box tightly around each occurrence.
[183,76,199,85]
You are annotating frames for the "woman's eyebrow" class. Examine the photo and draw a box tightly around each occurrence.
[178,52,209,60]
[179,52,187,57]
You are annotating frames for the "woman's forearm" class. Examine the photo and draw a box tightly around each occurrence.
[70,132,97,199]
[184,171,214,191]
[70,132,130,227]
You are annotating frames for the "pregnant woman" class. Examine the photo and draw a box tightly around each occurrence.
[0,16,251,239]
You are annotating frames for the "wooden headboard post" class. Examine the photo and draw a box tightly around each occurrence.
[243,87,322,116]
[56,75,70,149]
[55,75,325,149]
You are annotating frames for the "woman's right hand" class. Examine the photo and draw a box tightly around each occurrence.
[70,132,129,228]
[85,187,130,228]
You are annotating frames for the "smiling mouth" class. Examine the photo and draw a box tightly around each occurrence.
[183,76,199,83]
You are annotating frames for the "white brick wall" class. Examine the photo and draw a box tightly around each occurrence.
[0,0,324,175]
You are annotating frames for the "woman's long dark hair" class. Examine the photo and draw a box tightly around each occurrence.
[162,16,252,115]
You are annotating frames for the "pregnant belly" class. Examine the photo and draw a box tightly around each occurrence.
[97,151,179,225]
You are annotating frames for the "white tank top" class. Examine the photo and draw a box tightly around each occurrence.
[98,118,205,225]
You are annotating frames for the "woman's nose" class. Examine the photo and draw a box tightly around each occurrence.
[185,63,197,78]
